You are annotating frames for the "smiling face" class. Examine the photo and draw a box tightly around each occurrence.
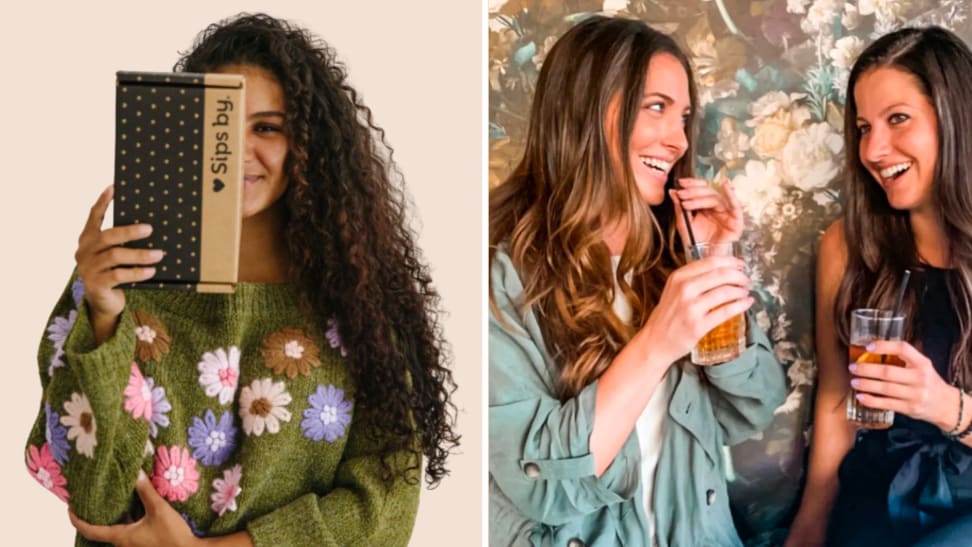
[627,53,691,205]
[854,66,939,213]
[216,64,289,219]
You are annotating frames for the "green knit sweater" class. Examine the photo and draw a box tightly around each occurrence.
[26,275,420,547]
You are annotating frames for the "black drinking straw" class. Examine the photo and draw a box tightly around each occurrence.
[882,269,911,363]
[675,179,700,259]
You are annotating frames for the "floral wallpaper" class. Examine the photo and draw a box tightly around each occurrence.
[488,0,972,543]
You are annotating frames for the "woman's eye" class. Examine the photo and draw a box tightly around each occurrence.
[888,113,909,125]
[254,124,282,133]
[857,124,870,135]
[643,102,664,113]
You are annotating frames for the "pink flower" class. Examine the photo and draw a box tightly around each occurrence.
[124,363,153,421]
[26,444,69,502]
[210,464,243,516]
[152,445,199,502]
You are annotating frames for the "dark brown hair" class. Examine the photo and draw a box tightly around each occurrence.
[838,26,972,387]
[489,15,698,399]
[177,13,458,485]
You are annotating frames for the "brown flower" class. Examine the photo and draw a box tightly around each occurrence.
[132,310,171,363]
[261,327,321,379]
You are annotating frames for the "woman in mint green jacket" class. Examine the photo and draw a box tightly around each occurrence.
[488,16,785,546]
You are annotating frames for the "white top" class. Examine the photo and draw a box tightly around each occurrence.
[611,256,667,547]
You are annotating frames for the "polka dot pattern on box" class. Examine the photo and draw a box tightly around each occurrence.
[114,73,205,290]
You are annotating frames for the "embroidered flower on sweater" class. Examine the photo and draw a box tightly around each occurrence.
[132,310,171,363]
[301,384,353,442]
[325,318,348,357]
[45,403,71,465]
[46,310,77,377]
[261,327,321,379]
[198,347,241,405]
[26,444,69,502]
[239,378,292,436]
[152,445,199,503]
[210,464,243,516]
[71,279,85,307]
[181,513,204,537]
[60,393,97,458]
[188,409,237,467]
[123,363,172,437]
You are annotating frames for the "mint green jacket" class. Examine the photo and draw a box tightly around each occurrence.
[489,251,785,547]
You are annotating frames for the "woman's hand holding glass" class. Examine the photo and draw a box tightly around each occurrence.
[638,254,752,367]
[850,340,959,429]
[75,186,164,342]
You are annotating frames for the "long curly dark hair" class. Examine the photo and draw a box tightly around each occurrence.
[175,13,458,486]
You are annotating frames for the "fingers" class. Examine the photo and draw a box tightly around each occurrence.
[68,509,120,543]
[722,179,743,215]
[134,468,165,513]
[675,257,749,293]
[850,376,913,399]
[850,362,916,384]
[866,340,930,368]
[88,247,164,274]
[81,185,114,239]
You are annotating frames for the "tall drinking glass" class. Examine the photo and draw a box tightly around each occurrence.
[686,242,747,366]
[846,308,905,429]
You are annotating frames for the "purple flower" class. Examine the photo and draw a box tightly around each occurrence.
[45,403,71,465]
[301,384,352,442]
[146,378,172,438]
[187,409,237,467]
[71,279,85,307]
[325,318,348,357]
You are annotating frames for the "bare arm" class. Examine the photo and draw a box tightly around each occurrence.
[786,220,856,546]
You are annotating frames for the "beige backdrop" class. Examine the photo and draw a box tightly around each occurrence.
[0,1,482,545]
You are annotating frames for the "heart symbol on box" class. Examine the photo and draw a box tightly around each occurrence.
[213,178,225,193]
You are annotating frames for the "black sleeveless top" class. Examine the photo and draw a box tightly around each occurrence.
[833,267,972,543]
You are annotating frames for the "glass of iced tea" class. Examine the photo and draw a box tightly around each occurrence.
[686,241,747,366]
[846,308,905,429]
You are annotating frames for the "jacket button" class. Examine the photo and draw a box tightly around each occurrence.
[567,539,585,547]
[706,489,716,506]
[523,462,541,478]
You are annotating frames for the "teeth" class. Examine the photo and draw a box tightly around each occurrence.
[640,157,672,173]
[880,162,911,179]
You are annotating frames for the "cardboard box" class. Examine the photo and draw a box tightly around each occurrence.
[113,71,245,292]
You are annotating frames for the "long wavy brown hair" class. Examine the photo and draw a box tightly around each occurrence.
[176,13,458,486]
[489,16,699,400]
[837,26,972,389]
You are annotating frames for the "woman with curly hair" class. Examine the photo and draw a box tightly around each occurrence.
[25,13,457,547]
[488,16,784,546]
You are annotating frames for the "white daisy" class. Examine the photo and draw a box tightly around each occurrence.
[60,393,97,458]
[198,347,241,405]
[210,464,243,516]
[238,378,291,436]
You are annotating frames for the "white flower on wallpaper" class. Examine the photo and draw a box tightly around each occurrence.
[829,36,866,71]
[787,0,813,14]
[782,122,844,192]
[714,118,750,168]
[730,160,784,219]
[747,92,812,160]
[843,2,862,29]
[860,0,914,33]
[803,0,843,34]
